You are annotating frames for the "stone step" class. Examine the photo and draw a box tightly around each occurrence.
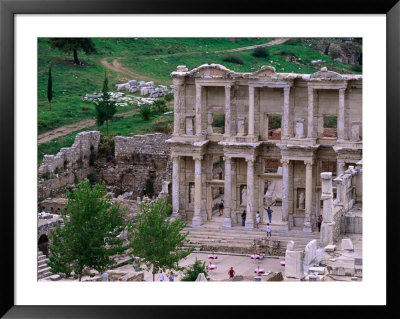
[38,271,53,280]
[38,262,49,270]
[38,267,52,276]
[37,254,47,261]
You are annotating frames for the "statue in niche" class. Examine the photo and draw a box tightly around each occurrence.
[241,186,247,205]
[189,183,195,203]
[298,190,305,209]
[237,117,246,136]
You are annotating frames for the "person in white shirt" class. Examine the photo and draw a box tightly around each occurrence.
[255,211,261,229]
[158,269,164,282]
[266,223,272,238]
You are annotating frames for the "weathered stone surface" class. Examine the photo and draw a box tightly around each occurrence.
[341,238,354,250]
[304,239,317,265]
[308,266,325,275]
[285,250,304,279]
[324,244,336,252]
[195,273,207,281]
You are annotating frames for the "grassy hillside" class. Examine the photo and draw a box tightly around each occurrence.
[38,37,362,163]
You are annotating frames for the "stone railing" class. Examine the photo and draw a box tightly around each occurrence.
[39,131,100,178]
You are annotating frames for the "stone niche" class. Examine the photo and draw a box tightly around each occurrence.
[350,120,361,141]
[295,118,305,139]
[185,116,195,135]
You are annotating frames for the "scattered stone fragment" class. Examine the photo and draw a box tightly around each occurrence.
[324,245,336,252]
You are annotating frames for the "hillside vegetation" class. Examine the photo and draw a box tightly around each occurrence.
[38,37,361,163]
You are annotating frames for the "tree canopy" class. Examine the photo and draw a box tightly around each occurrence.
[48,180,131,281]
[129,198,194,281]
[49,38,97,64]
[94,73,117,135]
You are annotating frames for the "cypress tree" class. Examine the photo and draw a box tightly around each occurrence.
[47,66,53,111]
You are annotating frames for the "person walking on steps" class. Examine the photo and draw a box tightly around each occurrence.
[266,223,272,239]
[266,206,273,223]
[241,210,246,227]
[158,269,164,282]
[219,200,224,216]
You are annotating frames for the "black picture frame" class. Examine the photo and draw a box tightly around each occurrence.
[1,0,398,317]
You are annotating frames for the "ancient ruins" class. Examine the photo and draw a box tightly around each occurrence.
[168,64,362,233]
[37,64,363,281]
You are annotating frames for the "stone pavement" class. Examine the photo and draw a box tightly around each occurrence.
[114,252,285,282]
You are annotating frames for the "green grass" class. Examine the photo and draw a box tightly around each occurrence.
[38,37,361,150]
[38,113,174,164]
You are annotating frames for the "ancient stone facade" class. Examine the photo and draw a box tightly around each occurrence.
[168,64,362,231]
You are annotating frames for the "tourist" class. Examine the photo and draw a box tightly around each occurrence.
[318,214,323,232]
[219,200,224,216]
[255,211,261,229]
[241,210,246,226]
[266,206,273,223]
[266,223,272,238]
[169,272,174,282]
[228,267,235,279]
[158,269,164,282]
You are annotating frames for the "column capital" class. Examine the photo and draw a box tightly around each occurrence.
[245,157,255,164]
[304,159,314,166]
[283,86,291,93]
[195,83,202,90]
[172,77,185,86]
[339,87,346,94]
[225,84,232,90]
[223,156,232,161]
[193,155,203,161]
[281,159,290,166]
[171,154,180,160]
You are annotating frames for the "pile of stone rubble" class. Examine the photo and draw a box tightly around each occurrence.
[83,79,173,107]
[115,80,173,99]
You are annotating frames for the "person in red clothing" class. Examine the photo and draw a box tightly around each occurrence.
[228,267,235,279]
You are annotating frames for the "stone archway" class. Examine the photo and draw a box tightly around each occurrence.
[38,234,49,257]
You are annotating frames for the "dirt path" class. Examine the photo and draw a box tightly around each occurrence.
[40,38,290,144]
[38,109,137,144]
[100,58,159,82]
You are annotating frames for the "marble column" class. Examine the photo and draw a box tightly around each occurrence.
[173,79,184,135]
[245,158,255,229]
[320,172,333,223]
[307,87,314,139]
[303,160,313,232]
[337,88,346,141]
[171,155,180,218]
[195,84,202,136]
[248,86,255,136]
[282,86,291,139]
[192,156,203,226]
[224,85,231,137]
[281,159,290,222]
[222,157,232,228]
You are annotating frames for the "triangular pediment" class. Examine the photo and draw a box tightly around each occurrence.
[188,64,234,78]
[310,68,344,80]
[251,66,276,78]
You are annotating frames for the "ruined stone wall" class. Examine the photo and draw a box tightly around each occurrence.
[101,133,172,198]
[332,205,343,242]
[38,131,100,199]
[39,131,100,177]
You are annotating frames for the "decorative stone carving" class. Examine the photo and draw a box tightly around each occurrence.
[189,183,195,203]
[298,189,305,209]
[237,117,246,136]
[185,116,194,135]
[295,119,305,138]
[241,186,247,205]
[207,112,214,134]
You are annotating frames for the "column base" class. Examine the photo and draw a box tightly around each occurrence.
[303,222,313,233]
[191,216,203,227]
[245,220,254,229]
[222,217,232,228]
[170,210,180,221]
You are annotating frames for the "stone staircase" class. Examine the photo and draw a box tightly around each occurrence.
[37,250,53,280]
[182,218,321,255]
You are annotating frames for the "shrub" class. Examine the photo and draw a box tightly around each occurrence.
[286,38,302,45]
[163,93,173,103]
[329,50,340,59]
[152,99,168,114]
[351,64,362,73]
[98,133,115,158]
[221,54,244,65]
[181,258,209,281]
[139,104,152,121]
[252,47,270,58]
[81,106,90,111]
